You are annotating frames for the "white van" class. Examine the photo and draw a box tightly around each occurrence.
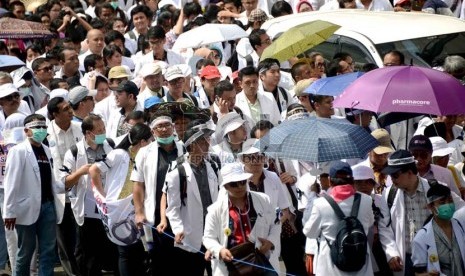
[261,10,465,68]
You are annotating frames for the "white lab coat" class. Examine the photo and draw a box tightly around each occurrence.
[378,177,465,276]
[3,139,65,225]
[412,218,465,275]
[203,191,282,276]
[257,84,297,121]
[130,141,184,225]
[59,139,114,226]
[235,91,281,129]
[106,101,144,140]
[303,192,375,275]
[165,160,220,252]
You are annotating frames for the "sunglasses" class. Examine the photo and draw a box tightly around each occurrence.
[228,180,248,188]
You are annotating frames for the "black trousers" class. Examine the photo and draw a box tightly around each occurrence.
[280,232,307,276]
[56,202,80,276]
[118,241,147,276]
[171,247,211,276]
[75,217,119,276]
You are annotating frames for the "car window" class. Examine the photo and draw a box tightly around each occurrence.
[303,35,339,61]
[339,37,377,71]
[376,32,465,67]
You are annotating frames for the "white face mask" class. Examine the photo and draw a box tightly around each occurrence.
[53,65,61,74]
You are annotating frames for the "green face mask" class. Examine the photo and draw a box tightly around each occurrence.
[436,203,455,220]
[31,128,48,143]
[110,1,118,9]
[157,135,174,145]
[94,133,106,145]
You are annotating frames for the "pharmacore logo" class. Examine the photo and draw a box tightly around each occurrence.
[392,99,431,106]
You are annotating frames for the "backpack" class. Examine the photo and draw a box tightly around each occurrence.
[70,138,115,160]
[323,193,367,272]
[226,51,254,72]
[177,154,221,206]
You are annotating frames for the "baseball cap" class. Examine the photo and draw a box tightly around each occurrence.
[114,80,139,96]
[409,135,433,152]
[382,149,416,175]
[200,65,221,80]
[68,86,96,105]
[144,96,162,109]
[329,161,353,178]
[164,66,184,82]
[430,136,455,157]
[108,66,130,79]
[371,129,394,155]
[351,164,376,182]
[49,88,69,102]
[221,162,252,187]
[140,63,162,79]
[248,9,268,23]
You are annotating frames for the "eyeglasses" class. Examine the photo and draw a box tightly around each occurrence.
[38,65,53,72]
[168,78,184,85]
[228,180,248,188]
[315,62,325,68]
[1,92,20,102]
[154,123,173,131]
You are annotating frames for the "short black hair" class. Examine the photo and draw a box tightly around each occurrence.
[83,54,103,73]
[24,114,46,126]
[130,5,153,20]
[214,80,235,97]
[47,96,66,120]
[105,30,125,45]
[81,113,103,135]
[239,66,258,80]
[271,1,293,17]
[383,50,405,65]
[250,120,274,138]
[50,78,67,90]
[147,25,166,40]
[249,29,267,51]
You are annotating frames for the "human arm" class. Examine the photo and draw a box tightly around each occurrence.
[62,6,93,31]
[88,164,105,196]
[133,181,146,229]
[156,192,168,233]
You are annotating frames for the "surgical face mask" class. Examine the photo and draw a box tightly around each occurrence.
[110,1,118,9]
[436,203,455,220]
[19,87,31,97]
[93,133,106,145]
[31,128,48,143]
[53,65,61,74]
[157,135,174,145]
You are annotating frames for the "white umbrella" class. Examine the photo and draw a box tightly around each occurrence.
[173,24,248,50]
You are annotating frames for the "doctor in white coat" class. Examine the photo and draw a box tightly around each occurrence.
[378,150,465,276]
[3,114,65,276]
[412,184,465,275]
[235,66,281,129]
[203,163,281,276]
[165,120,220,276]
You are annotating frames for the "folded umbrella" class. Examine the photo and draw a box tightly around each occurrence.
[257,117,378,162]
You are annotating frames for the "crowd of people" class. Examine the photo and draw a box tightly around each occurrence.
[0,0,465,275]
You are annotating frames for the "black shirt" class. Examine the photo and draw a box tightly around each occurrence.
[155,145,178,223]
[31,144,53,203]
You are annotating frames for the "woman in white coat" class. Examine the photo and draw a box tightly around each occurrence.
[203,163,281,276]
[412,184,465,276]
[89,123,153,276]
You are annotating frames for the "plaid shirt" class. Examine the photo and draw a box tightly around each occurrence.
[404,179,431,254]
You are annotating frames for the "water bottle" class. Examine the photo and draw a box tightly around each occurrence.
[140,224,154,252]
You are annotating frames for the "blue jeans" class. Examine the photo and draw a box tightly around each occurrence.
[0,189,8,269]
[15,201,57,276]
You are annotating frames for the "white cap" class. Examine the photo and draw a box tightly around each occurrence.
[140,63,162,79]
[164,66,184,81]
[221,162,252,187]
[238,139,260,157]
[215,112,245,142]
[430,136,455,157]
[351,164,375,181]
[0,83,18,98]
[50,88,69,101]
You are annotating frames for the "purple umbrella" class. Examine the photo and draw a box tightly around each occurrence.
[333,66,465,115]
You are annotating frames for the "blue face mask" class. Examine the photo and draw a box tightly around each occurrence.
[157,135,174,145]
[31,128,47,143]
[436,203,455,220]
[94,133,106,145]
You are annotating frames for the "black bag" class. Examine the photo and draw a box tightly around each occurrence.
[323,193,367,272]
[226,242,278,276]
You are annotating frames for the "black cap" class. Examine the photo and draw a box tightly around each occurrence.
[408,135,433,152]
[114,80,139,96]
[329,161,352,178]
[382,149,415,175]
